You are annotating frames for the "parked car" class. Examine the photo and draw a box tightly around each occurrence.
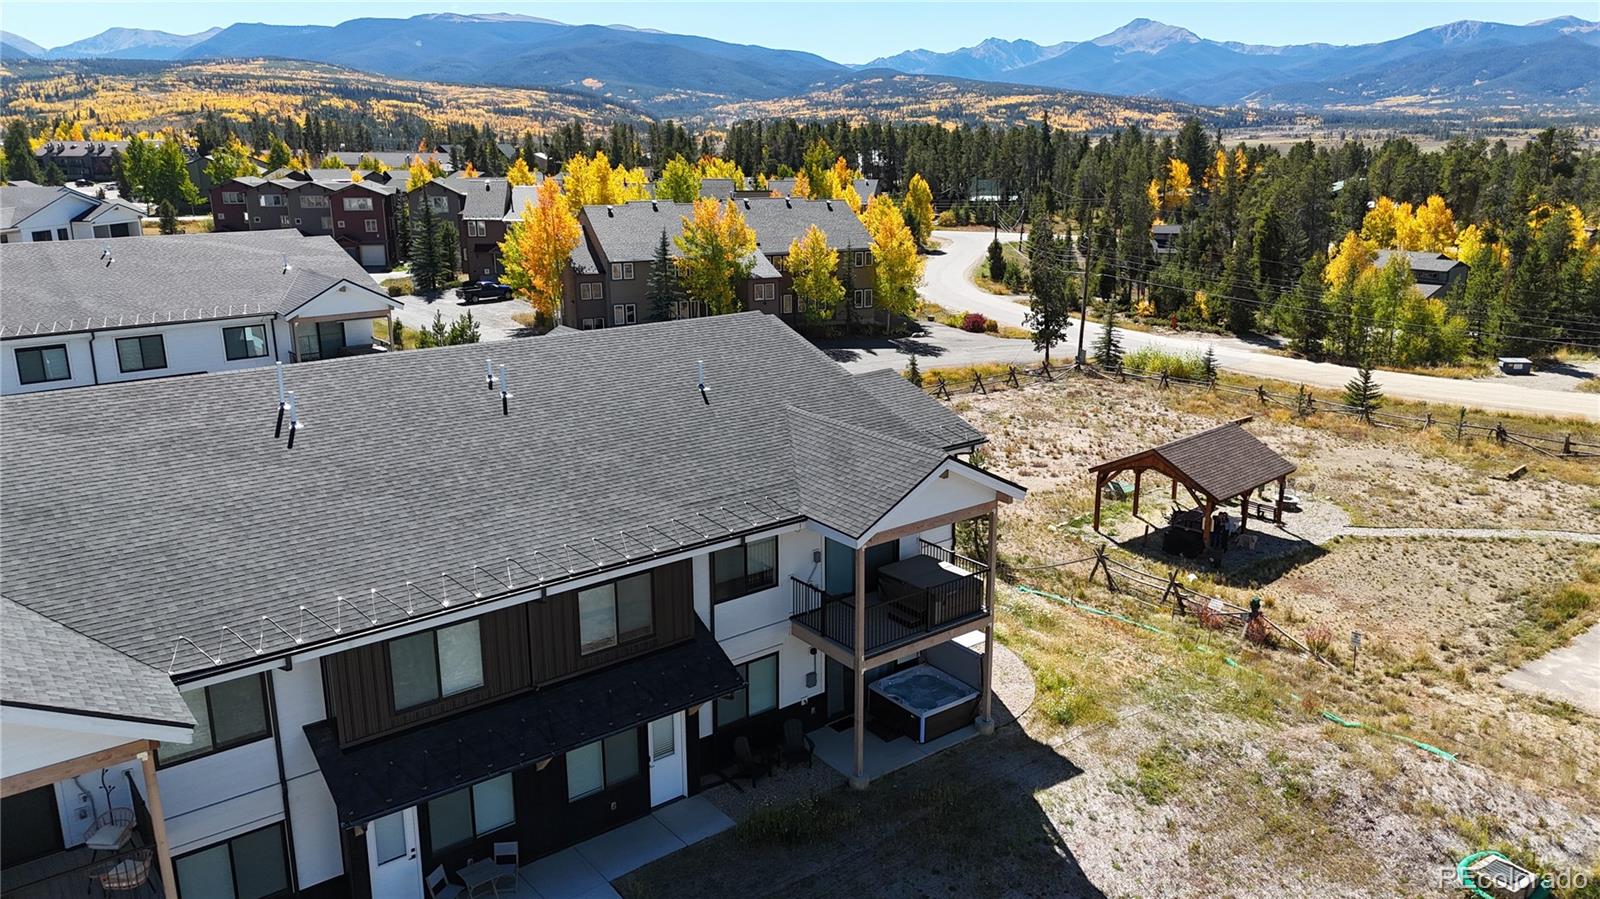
[460,281,512,303]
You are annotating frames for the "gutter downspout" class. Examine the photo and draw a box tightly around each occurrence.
[87,331,100,385]
[266,668,300,892]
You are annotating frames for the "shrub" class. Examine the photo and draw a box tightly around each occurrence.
[904,354,923,386]
[1121,346,1208,381]
[1002,259,1025,292]
[960,312,989,333]
[936,209,957,226]
[986,238,1006,281]
[983,318,999,333]
[387,278,415,297]
[1304,624,1333,656]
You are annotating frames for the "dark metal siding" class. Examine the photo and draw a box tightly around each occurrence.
[530,559,693,685]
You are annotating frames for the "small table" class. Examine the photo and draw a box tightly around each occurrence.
[456,857,510,897]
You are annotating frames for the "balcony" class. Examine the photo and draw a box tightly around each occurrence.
[791,540,988,660]
[1,775,162,899]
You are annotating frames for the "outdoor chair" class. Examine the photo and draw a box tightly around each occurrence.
[427,865,465,899]
[779,718,815,769]
[489,841,519,895]
[733,735,770,787]
[90,848,152,896]
[83,807,138,857]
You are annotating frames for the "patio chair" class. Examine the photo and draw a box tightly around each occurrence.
[84,807,138,857]
[90,848,152,896]
[489,841,519,895]
[426,865,465,899]
[733,735,770,787]
[779,718,815,769]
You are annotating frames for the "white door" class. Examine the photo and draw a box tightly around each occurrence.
[360,243,386,267]
[367,808,424,899]
[648,713,686,806]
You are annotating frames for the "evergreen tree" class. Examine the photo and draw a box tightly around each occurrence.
[395,202,412,264]
[1343,366,1383,421]
[646,230,686,321]
[111,151,132,200]
[158,200,178,235]
[42,162,65,186]
[3,120,42,183]
[1023,198,1071,365]
[1093,303,1123,370]
[1202,345,1219,386]
[410,201,442,291]
[433,218,460,287]
[905,354,923,387]
[986,238,1005,282]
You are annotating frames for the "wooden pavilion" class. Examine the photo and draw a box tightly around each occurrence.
[1088,420,1296,556]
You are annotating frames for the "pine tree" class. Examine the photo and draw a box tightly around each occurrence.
[646,230,686,321]
[158,200,178,235]
[1202,345,1219,386]
[1342,366,1383,421]
[3,120,42,183]
[1093,303,1123,370]
[43,162,65,186]
[433,218,460,288]
[410,201,442,292]
[394,202,412,264]
[986,238,1005,282]
[904,354,923,387]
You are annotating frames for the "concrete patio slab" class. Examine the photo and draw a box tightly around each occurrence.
[811,718,979,781]
[651,795,733,845]
[1501,621,1600,716]
[573,814,684,881]
[519,848,614,899]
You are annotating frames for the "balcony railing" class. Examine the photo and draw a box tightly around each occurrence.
[2,775,160,899]
[790,541,988,658]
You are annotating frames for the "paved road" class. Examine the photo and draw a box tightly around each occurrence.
[924,229,1600,422]
[1340,527,1600,543]
[1500,622,1600,716]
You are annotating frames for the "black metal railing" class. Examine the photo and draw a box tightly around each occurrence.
[790,568,987,658]
[918,539,989,573]
[1,841,161,899]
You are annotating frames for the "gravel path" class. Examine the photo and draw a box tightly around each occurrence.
[1338,526,1600,543]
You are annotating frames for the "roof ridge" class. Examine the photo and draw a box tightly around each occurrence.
[0,593,173,679]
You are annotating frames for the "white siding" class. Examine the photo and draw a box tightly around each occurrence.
[272,664,343,889]
[0,334,96,394]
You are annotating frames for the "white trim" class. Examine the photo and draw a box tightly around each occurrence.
[280,279,402,318]
[0,703,193,745]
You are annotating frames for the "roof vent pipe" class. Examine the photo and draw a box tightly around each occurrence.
[784,198,791,209]
[498,364,511,416]
[825,200,833,212]
[742,198,750,210]
[650,200,658,212]
[274,363,288,438]
[282,254,292,275]
[606,206,614,217]
[484,358,497,390]
[696,360,710,405]
[285,391,303,449]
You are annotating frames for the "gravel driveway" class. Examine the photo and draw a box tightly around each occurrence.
[389,289,533,342]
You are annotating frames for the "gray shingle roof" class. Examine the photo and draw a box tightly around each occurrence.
[0,314,993,675]
[504,185,541,223]
[1375,249,1465,274]
[0,182,65,229]
[460,179,511,220]
[584,201,697,262]
[740,197,871,254]
[1,597,193,729]
[852,368,986,450]
[699,178,736,199]
[1092,421,1295,501]
[0,231,390,336]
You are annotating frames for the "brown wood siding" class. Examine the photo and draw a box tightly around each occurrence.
[321,559,694,746]
[323,604,530,746]
[530,559,693,685]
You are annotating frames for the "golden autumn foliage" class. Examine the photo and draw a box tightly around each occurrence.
[1362,194,1457,252]
[904,173,935,249]
[674,199,757,315]
[562,151,650,214]
[1527,202,1590,250]
[499,178,580,320]
[859,194,923,318]
[1324,231,1377,292]
[506,157,538,187]
[406,156,442,190]
[785,224,845,321]
[695,155,745,185]
[1147,157,1193,220]
[461,161,479,178]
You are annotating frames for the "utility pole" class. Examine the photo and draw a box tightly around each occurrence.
[1075,229,1091,367]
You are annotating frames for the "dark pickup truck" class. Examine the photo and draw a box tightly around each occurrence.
[459,281,512,303]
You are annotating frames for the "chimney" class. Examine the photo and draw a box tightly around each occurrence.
[282,254,292,275]
[742,198,750,210]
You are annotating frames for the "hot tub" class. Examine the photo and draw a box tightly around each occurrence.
[868,664,979,743]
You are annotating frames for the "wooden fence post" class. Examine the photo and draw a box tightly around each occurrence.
[933,374,950,400]
[1158,372,1170,390]
[973,373,988,395]
[1163,571,1182,616]
[1456,407,1467,442]
[1564,433,1573,456]
[1041,360,1054,381]
[1006,365,1021,388]
[1423,412,1433,431]
[1257,385,1268,405]
[1495,422,1507,446]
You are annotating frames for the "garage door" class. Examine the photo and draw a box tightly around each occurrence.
[359,244,387,267]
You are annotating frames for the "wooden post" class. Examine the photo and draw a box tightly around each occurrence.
[1170,476,1178,501]
[1132,469,1143,517]
[140,746,180,899]
[1092,471,1105,532]
[1274,476,1286,525]
[1238,493,1249,531]
[977,510,998,735]
[850,545,868,790]
[1201,498,1216,561]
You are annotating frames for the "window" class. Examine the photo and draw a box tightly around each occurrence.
[565,730,640,801]
[222,191,244,205]
[260,195,285,207]
[577,572,652,654]
[716,654,779,727]
[782,293,794,314]
[673,299,703,320]
[854,251,866,267]
[579,317,605,330]
[14,345,70,384]
[388,620,484,711]
[116,335,167,373]
[853,289,874,309]
[623,262,634,280]
[752,283,774,302]
[579,282,601,301]
[610,262,622,281]
[320,216,331,229]
[56,228,68,241]
[426,774,513,853]
[174,823,290,899]
[301,195,329,208]
[365,219,378,233]
[426,195,449,213]
[157,675,271,765]
[93,222,134,238]
[223,325,268,361]
[371,812,407,865]
[611,303,636,326]
[466,220,486,237]
[345,197,375,212]
[30,230,52,241]
[711,537,777,603]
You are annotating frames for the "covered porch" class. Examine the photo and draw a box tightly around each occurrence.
[280,277,403,363]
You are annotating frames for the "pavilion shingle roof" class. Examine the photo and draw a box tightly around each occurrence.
[1092,421,1295,501]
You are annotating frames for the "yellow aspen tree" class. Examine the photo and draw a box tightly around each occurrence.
[785,224,844,323]
[860,195,923,319]
[792,169,812,199]
[1360,197,1406,247]
[904,173,935,249]
[1166,158,1192,207]
[657,156,700,203]
[838,182,863,213]
[405,156,436,191]
[499,178,581,322]
[461,161,479,178]
[674,198,757,315]
[1146,178,1163,219]
[506,157,537,186]
[1409,195,1456,252]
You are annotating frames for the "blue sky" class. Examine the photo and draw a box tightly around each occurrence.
[4,1,1595,63]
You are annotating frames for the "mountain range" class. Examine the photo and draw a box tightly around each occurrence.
[2,13,1597,115]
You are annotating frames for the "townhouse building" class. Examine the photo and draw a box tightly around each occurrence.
[31,140,128,182]
[561,197,877,330]
[0,312,1023,899]
[0,231,400,395]
[0,181,144,243]
[460,179,516,281]
[211,173,401,268]
[1373,248,1470,299]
